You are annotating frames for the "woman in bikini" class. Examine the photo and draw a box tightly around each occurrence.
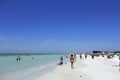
[70,54,75,69]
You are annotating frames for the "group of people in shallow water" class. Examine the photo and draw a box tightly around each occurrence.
[16,56,34,61]
[16,56,21,61]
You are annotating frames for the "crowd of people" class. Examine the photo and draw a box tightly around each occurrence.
[69,54,91,69]
[57,53,95,69]
[57,53,120,70]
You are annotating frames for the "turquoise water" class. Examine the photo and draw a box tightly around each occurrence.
[0,54,68,80]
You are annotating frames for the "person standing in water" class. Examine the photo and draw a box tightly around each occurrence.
[16,57,19,61]
[70,54,75,69]
[16,56,21,61]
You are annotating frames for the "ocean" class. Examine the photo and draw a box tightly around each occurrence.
[0,54,69,80]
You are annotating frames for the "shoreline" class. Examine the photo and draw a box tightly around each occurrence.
[0,54,120,80]
[36,55,120,80]
[0,54,62,75]
[36,55,91,80]
[0,62,58,80]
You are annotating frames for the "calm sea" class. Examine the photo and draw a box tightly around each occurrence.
[0,54,69,80]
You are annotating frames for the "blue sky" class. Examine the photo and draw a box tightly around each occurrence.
[0,0,120,53]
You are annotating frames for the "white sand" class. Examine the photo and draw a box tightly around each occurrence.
[80,56,120,80]
[36,55,120,80]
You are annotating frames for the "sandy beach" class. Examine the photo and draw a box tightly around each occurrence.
[1,0,120,80]
[36,55,120,80]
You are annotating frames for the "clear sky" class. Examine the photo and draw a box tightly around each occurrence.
[0,0,120,53]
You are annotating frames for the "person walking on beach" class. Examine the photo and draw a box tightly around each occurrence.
[70,54,75,69]
[91,54,94,59]
[80,54,82,60]
[85,54,87,59]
